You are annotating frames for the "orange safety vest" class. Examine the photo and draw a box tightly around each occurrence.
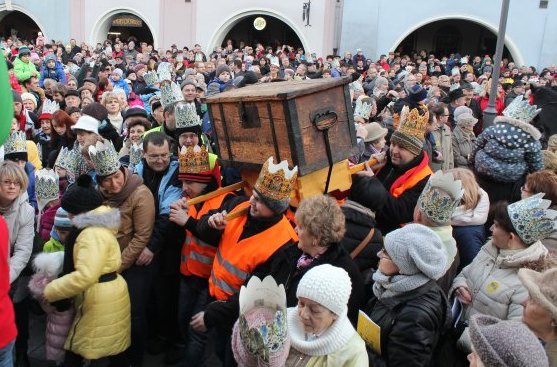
[209,201,298,300]
[180,193,231,279]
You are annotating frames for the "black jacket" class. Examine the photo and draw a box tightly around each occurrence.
[364,280,451,367]
[351,152,431,234]
[98,119,123,151]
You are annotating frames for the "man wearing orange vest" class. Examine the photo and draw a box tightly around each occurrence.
[168,144,233,367]
[189,156,299,366]
[352,106,433,233]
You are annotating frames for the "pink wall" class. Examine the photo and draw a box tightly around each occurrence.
[69,0,85,42]
[160,0,195,49]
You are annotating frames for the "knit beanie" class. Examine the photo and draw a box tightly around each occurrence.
[54,208,72,229]
[215,64,231,77]
[453,106,472,121]
[21,92,37,108]
[61,175,103,215]
[253,189,290,215]
[469,314,549,367]
[12,91,23,104]
[134,64,147,73]
[456,113,478,128]
[296,264,351,316]
[113,68,123,77]
[519,267,557,321]
[18,46,31,57]
[384,224,447,279]
[408,84,427,103]
[44,53,56,64]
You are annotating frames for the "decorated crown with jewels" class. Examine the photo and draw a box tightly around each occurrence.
[4,131,27,155]
[397,105,430,140]
[157,62,173,82]
[418,171,464,224]
[88,139,121,177]
[354,96,373,120]
[175,102,202,129]
[502,95,541,123]
[160,81,184,109]
[129,143,143,170]
[179,145,210,175]
[54,147,79,178]
[42,99,60,115]
[507,193,557,245]
[143,71,159,86]
[254,157,298,201]
[238,276,288,364]
[35,169,59,210]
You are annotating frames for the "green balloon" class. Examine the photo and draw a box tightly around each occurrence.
[0,52,14,147]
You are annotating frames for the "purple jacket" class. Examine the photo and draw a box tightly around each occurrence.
[39,204,60,242]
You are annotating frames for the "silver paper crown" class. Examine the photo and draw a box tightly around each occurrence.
[175,102,201,129]
[143,71,159,86]
[157,62,172,82]
[354,96,373,120]
[507,193,557,244]
[129,143,143,170]
[41,99,60,115]
[503,95,541,123]
[418,171,464,224]
[160,81,184,109]
[238,276,288,363]
[54,147,79,177]
[4,131,27,155]
[35,169,59,211]
[88,139,121,177]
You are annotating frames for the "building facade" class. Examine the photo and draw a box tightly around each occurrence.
[1,0,556,68]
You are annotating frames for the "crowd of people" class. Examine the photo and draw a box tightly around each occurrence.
[0,32,556,367]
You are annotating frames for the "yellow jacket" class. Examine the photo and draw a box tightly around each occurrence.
[26,140,42,169]
[44,206,130,359]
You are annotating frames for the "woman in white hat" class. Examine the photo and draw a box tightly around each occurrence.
[286,264,368,366]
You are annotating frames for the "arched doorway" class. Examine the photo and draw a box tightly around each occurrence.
[0,10,43,41]
[394,19,514,61]
[91,10,155,47]
[221,14,303,50]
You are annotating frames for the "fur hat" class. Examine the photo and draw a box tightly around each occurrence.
[543,150,557,172]
[61,175,103,215]
[548,134,557,151]
[469,314,549,367]
[296,264,351,316]
[456,113,478,128]
[384,224,447,279]
[519,267,557,321]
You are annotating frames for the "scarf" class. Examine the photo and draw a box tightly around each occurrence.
[100,168,144,207]
[389,151,432,198]
[297,253,319,270]
[372,270,431,299]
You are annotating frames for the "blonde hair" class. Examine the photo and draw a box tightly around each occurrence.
[100,91,120,107]
[0,161,29,192]
[295,195,346,246]
[448,168,480,210]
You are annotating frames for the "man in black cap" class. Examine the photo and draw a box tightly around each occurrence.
[448,88,466,128]
[462,82,483,124]
[504,80,525,107]
[64,89,81,109]
[393,84,427,113]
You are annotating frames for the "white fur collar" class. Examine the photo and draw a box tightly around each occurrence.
[71,206,121,230]
[493,116,542,140]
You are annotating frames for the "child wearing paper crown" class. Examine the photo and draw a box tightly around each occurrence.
[28,208,75,364]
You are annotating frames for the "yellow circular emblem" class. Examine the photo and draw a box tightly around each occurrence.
[486,281,500,293]
[253,17,267,31]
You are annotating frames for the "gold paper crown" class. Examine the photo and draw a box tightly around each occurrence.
[397,106,429,139]
[179,145,210,175]
[254,157,298,201]
[4,131,27,155]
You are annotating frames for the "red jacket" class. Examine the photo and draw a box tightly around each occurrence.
[0,216,17,348]
[10,74,22,93]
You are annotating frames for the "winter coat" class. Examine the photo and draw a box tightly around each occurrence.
[100,169,155,270]
[98,119,124,152]
[24,161,38,210]
[10,73,22,93]
[364,280,451,367]
[431,124,454,172]
[0,217,17,349]
[450,240,548,352]
[340,200,383,272]
[43,206,131,360]
[452,126,476,168]
[471,117,543,183]
[543,230,557,255]
[39,62,66,87]
[39,204,60,242]
[13,57,38,82]
[109,77,130,97]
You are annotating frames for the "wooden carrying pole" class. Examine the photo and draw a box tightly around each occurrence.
[186,181,245,206]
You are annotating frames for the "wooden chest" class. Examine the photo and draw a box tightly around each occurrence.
[205,77,357,176]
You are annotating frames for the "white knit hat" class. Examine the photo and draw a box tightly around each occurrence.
[71,115,99,134]
[384,223,447,279]
[296,264,351,316]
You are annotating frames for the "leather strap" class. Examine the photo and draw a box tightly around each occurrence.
[350,228,375,259]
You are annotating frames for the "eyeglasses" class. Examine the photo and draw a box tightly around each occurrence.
[146,153,170,161]
[1,180,21,187]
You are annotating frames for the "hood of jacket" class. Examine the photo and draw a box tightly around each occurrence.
[492,116,542,140]
[70,205,120,232]
[485,240,548,269]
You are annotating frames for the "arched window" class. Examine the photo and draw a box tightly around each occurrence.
[434,25,462,56]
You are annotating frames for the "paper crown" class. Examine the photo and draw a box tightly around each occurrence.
[35,169,59,211]
[502,95,541,123]
[354,96,373,120]
[143,71,159,86]
[36,142,43,163]
[4,131,27,155]
[41,99,60,116]
[507,193,557,245]
[157,62,173,82]
[397,106,429,140]
[175,102,202,130]
[160,81,184,109]
[254,157,298,202]
[179,145,210,176]
[88,139,121,177]
[129,143,143,170]
[237,276,288,364]
[54,147,79,177]
[418,171,464,224]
